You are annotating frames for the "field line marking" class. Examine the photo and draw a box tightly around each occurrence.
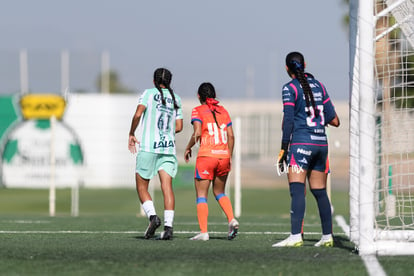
[0,230,345,235]
[361,255,387,276]
[335,215,350,238]
[335,215,387,276]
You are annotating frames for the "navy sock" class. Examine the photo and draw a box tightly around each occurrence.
[289,182,306,235]
[311,188,332,235]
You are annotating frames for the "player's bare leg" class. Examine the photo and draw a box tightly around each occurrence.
[159,170,175,210]
[135,173,151,203]
[158,170,175,240]
[136,173,161,239]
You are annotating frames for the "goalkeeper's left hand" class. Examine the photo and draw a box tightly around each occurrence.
[277,143,289,175]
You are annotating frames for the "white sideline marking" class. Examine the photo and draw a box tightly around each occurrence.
[335,215,350,238]
[361,255,387,276]
[6,220,51,224]
[179,221,329,227]
[335,215,387,276]
[3,220,338,228]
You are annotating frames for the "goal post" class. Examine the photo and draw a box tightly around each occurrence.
[349,0,361,245]
[49,115,81,217]
[234,117,242,218]
[350,0,414,255]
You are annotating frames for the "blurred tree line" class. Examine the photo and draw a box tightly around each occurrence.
[95,70,133,94]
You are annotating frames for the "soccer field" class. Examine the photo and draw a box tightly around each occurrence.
[0,188,412,275]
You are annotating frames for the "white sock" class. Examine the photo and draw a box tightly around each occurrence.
[142,201,156,219]
[322,234,332,240]
[291,233,302,240]
[164,210,174,227]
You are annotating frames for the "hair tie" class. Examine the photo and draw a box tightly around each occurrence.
[206,98,219,112]
[291,60,304,71]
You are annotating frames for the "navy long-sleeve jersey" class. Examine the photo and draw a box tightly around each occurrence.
[281,74,336,146]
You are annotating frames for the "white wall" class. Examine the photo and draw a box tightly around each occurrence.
[64,94,350,188]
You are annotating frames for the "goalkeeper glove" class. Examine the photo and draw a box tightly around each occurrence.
[277,142,289,175]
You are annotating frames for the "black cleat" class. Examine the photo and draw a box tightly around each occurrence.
[144,215,161,239]
[158,226,173,240]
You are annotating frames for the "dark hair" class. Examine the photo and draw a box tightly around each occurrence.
[198,82,220,127]
[198,82,216,102]
[153,68,179,109]
[285,52,318,117]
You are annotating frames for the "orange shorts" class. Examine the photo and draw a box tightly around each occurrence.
[195,156,231,180]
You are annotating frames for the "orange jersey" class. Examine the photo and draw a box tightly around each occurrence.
[191,104,232,158]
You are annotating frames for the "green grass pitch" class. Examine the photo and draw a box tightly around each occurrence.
[0,188,412,275]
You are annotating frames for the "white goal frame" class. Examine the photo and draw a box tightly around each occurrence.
[350,0,414,256]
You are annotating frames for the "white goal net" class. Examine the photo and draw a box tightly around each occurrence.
[350,0,414,255]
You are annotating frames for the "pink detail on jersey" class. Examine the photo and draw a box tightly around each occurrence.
[284,102,295,106]
[320,82,327,96]
[289,154,297,167]
[289,83,298,101]
[325,156,330,174]
[323,98,330,104]
[290,143,328,147]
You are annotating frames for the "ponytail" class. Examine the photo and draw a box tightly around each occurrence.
[286,52,318,117]
[198,82,221,127]
[206,98,221,127]
[164,83,179,110]
[296,69,318,117]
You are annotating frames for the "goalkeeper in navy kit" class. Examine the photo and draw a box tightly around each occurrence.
[273,52,340,247]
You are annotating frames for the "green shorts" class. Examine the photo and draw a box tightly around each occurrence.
[135,151,178,180]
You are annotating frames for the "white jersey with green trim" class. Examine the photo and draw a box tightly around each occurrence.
[136,87,182,154]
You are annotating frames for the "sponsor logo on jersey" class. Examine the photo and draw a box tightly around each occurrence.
[156,103,173,112]
[313,92,323,101]
[211,149,228,155]
[154,93,175,104]
[153,140,175,149]
[297,148,312,156]
[282,91,290,97]
[310,135,327,141]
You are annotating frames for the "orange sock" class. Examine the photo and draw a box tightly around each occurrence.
[196,197,208,233]
[216,194,234,222]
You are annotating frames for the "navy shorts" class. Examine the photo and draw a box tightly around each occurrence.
[287,144,329,173]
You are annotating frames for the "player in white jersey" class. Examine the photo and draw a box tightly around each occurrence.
[128,68,183,240]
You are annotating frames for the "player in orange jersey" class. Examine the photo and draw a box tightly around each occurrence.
[184,82,239,241]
